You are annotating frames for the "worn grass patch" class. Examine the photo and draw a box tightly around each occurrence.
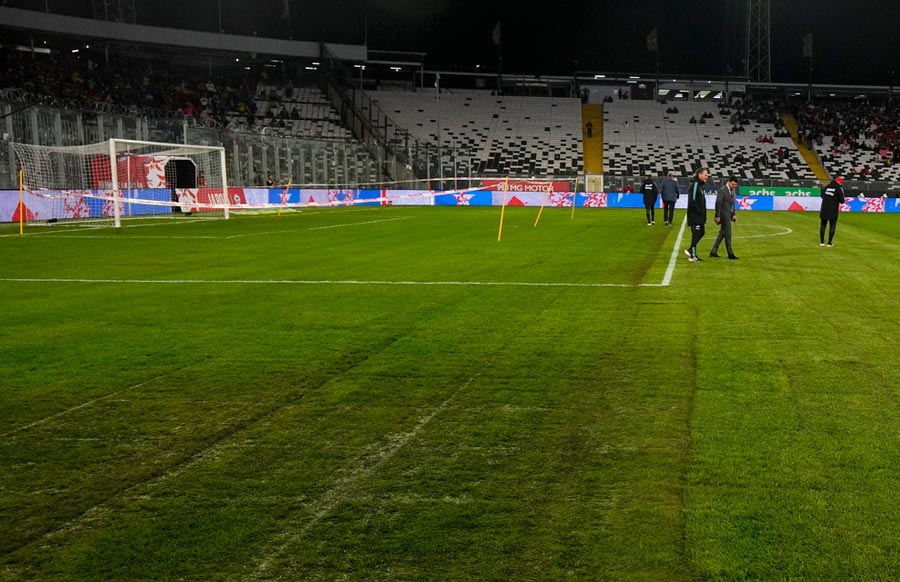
[1,207,898,580]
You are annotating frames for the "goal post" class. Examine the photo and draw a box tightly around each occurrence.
[11,138,229,228]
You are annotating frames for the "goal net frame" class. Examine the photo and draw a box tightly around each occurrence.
[12,138,229,228]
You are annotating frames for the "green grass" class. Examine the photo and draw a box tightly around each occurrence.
[1,206,899,580]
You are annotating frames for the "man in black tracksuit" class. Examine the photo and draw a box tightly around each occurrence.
[820,176,845,247]
[684,167,709,261]
[640,176,658,225]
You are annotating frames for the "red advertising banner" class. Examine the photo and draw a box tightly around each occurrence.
[177,187,235,213]
[89,155,169,189]
[90,155,112,189]
[481,179,572,193]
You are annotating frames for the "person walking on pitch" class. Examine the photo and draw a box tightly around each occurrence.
[820,176,845,247]
[640,176,659,225]
[660,171,679,225]
[683,167,709,262]
[709,176,739,259]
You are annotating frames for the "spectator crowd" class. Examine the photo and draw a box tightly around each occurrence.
[1,47,326,135]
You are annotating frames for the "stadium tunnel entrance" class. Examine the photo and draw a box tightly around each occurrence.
[165,158,198,214]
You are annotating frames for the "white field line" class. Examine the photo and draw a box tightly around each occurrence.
[0,278,638,288]
[0,215,413,240]
[225,216,414,238]
[0,217,222,238]
[244,383,470,581]
[659,216,688,287]
[0,377,162,439]
[733,224,793,238]
[0,218,678,288]
[0,225,107,238]
[305,215,413,231]
[8,235,226,240]
[0,216,736,289]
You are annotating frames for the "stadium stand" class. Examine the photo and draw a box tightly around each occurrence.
[795,101,900,182]
[7,44,900,190]
[2,49,354,140]
[227,83,353,140]
[1,48,384,186]
[362,89,584,178]
[603,98,817,181]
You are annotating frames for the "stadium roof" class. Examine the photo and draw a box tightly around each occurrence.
[2,0,898,85]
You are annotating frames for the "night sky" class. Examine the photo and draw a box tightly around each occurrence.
[6,0,898,85]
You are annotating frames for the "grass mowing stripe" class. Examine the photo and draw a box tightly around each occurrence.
[683,211,900,579]
[249,379,474,580]
[2,278,521,578]
[3,208,899,580]
[225,215,415,238]
[0,376,164,439]
[4,328,418,563]
[500,297,698,580]
[236,287,698,580]
[235,288,580,580]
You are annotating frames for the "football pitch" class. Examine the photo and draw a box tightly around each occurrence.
[2,206,899,580]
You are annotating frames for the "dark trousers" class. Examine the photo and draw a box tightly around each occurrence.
[689,223,705,257]
[711,219,734,256]
[644,200,656,223]
[820,217,838,244]
[662,200,675,224]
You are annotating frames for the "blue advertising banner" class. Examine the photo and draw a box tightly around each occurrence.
[1,190,899,223]
[267,188,299,205]
[355,190,385,206]
[124,189,172,216]
[435,190,493,206]
[734,196,774,211]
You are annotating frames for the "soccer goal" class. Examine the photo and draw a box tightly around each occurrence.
[11,139,229,228]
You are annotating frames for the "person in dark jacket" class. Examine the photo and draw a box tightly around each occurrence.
[640,176,658,225]
[683,167,709,262]
[709,176,739,259]
[660,171,680,226]
[820,176,846,247]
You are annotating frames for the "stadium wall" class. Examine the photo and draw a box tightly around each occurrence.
[1,190,899,222]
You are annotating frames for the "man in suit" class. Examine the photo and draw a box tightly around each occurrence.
[709,176,739,259]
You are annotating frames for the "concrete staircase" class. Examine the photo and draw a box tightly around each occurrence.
[582,104,604,174]
[783,113,830,183]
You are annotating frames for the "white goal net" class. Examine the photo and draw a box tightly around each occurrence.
[11,139,229,227]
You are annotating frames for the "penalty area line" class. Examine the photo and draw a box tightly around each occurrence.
[0,277,638,288]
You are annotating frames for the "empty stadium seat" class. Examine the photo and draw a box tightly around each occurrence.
[363,90,584,178]
[603,100,816,181]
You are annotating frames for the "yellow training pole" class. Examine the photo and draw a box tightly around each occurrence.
[18,169,24,235]
[570,179,577,220]
[277,179,293,216]
[534,183,551,227]
[497,176,510,242]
